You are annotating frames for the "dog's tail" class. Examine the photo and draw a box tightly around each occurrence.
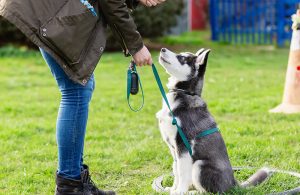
[240,167,272,188]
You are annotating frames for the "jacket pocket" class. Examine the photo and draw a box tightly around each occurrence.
[40,0,99,64]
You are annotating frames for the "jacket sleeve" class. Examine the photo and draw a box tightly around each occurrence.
[99,0,143,56]
[126,0,140,10]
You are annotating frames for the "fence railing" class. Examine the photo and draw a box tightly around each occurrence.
[210,0,300,46]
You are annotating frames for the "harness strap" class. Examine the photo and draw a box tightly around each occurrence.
[196,127,219,139]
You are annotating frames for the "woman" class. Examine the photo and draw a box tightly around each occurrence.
[0,0,165,194]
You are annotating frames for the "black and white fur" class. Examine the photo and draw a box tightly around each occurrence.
[156,48,236,194]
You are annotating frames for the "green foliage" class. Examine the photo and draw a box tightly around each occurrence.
[0,1,184,49]
[0,32,299,194]
[106,1,184,51]
[0,17,35,47]
[159,31,206,46]
[0,45,39,57]
[0,17,20,39]
[132,0,184,38]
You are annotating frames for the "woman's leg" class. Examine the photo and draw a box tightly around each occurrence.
[40,48,95,180]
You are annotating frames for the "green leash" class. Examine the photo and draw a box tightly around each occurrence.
[127,62,220,156]
[151,64,193,156]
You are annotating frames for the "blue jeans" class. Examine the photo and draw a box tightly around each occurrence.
[40,48,95,180]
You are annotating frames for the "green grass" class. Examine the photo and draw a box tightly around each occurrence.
[158,31,207,46]
[162,171,300,194]
[0,32,299,194]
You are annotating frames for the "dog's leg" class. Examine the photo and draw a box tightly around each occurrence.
[172,152,193,194]
[172,158,179,191]
[192,160,206,193]
[165,145,178,192]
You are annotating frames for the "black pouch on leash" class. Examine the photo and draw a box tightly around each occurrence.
[129,67,139,95]
[127,61,144,112]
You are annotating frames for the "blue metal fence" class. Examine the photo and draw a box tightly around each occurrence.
[210,0,300,46]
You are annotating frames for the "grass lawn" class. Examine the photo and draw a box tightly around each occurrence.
[0,32,299,194]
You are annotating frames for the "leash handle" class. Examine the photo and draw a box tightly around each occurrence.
[127,62,144,112]
[151,64,193,156]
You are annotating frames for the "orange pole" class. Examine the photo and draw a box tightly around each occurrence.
[270,10,300,114]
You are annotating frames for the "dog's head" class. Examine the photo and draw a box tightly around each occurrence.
[159,48,211,95]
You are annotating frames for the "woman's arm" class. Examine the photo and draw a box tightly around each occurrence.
[99,0,166,66]
[100,0,143,56]
[126,0,140,9]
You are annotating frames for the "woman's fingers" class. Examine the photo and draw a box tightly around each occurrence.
[139,0,166,7]
[147,56,153,66]
[155,0,166,4]
[133,45,152,66]
[147,0,166,6]
[138,58,145,66]
[146,0,157,6]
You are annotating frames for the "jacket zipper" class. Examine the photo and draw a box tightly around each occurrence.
[113,24,130,56]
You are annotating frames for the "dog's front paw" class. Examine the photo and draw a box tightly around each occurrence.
[170,189,188,195]
[165,186,176,192]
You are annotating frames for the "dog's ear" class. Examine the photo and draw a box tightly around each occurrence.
[196,49,211,77]
[195,49,211,68]
[195,48,206,56]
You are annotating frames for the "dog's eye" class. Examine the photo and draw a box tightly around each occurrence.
[186,57,194,63]
[186,57,195,65]
[177,56,185,63]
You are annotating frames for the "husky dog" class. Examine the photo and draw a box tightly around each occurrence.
[156,48,236,194]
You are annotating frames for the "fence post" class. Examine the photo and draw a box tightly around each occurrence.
[210,0,219,41]
[276,0,285,47]
[210,0,296,46]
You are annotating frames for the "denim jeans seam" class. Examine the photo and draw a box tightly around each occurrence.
[90,77,95,101]
[69,87,81,178]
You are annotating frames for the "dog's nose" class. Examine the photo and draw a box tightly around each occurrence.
[161,48,166,53]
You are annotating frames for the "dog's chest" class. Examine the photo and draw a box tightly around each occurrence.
[156,93,179,146]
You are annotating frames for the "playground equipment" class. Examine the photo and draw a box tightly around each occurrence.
[270,9,300,114]
[209,0,299,47]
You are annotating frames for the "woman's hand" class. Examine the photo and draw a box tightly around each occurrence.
[139,0,166,7]
[133,45,153,66]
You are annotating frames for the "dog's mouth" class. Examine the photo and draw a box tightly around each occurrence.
[160,56,171,65]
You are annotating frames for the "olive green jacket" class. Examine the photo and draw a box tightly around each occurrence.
[0,0,143,85]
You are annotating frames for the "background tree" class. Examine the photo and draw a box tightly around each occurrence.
[0,0,184,49]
